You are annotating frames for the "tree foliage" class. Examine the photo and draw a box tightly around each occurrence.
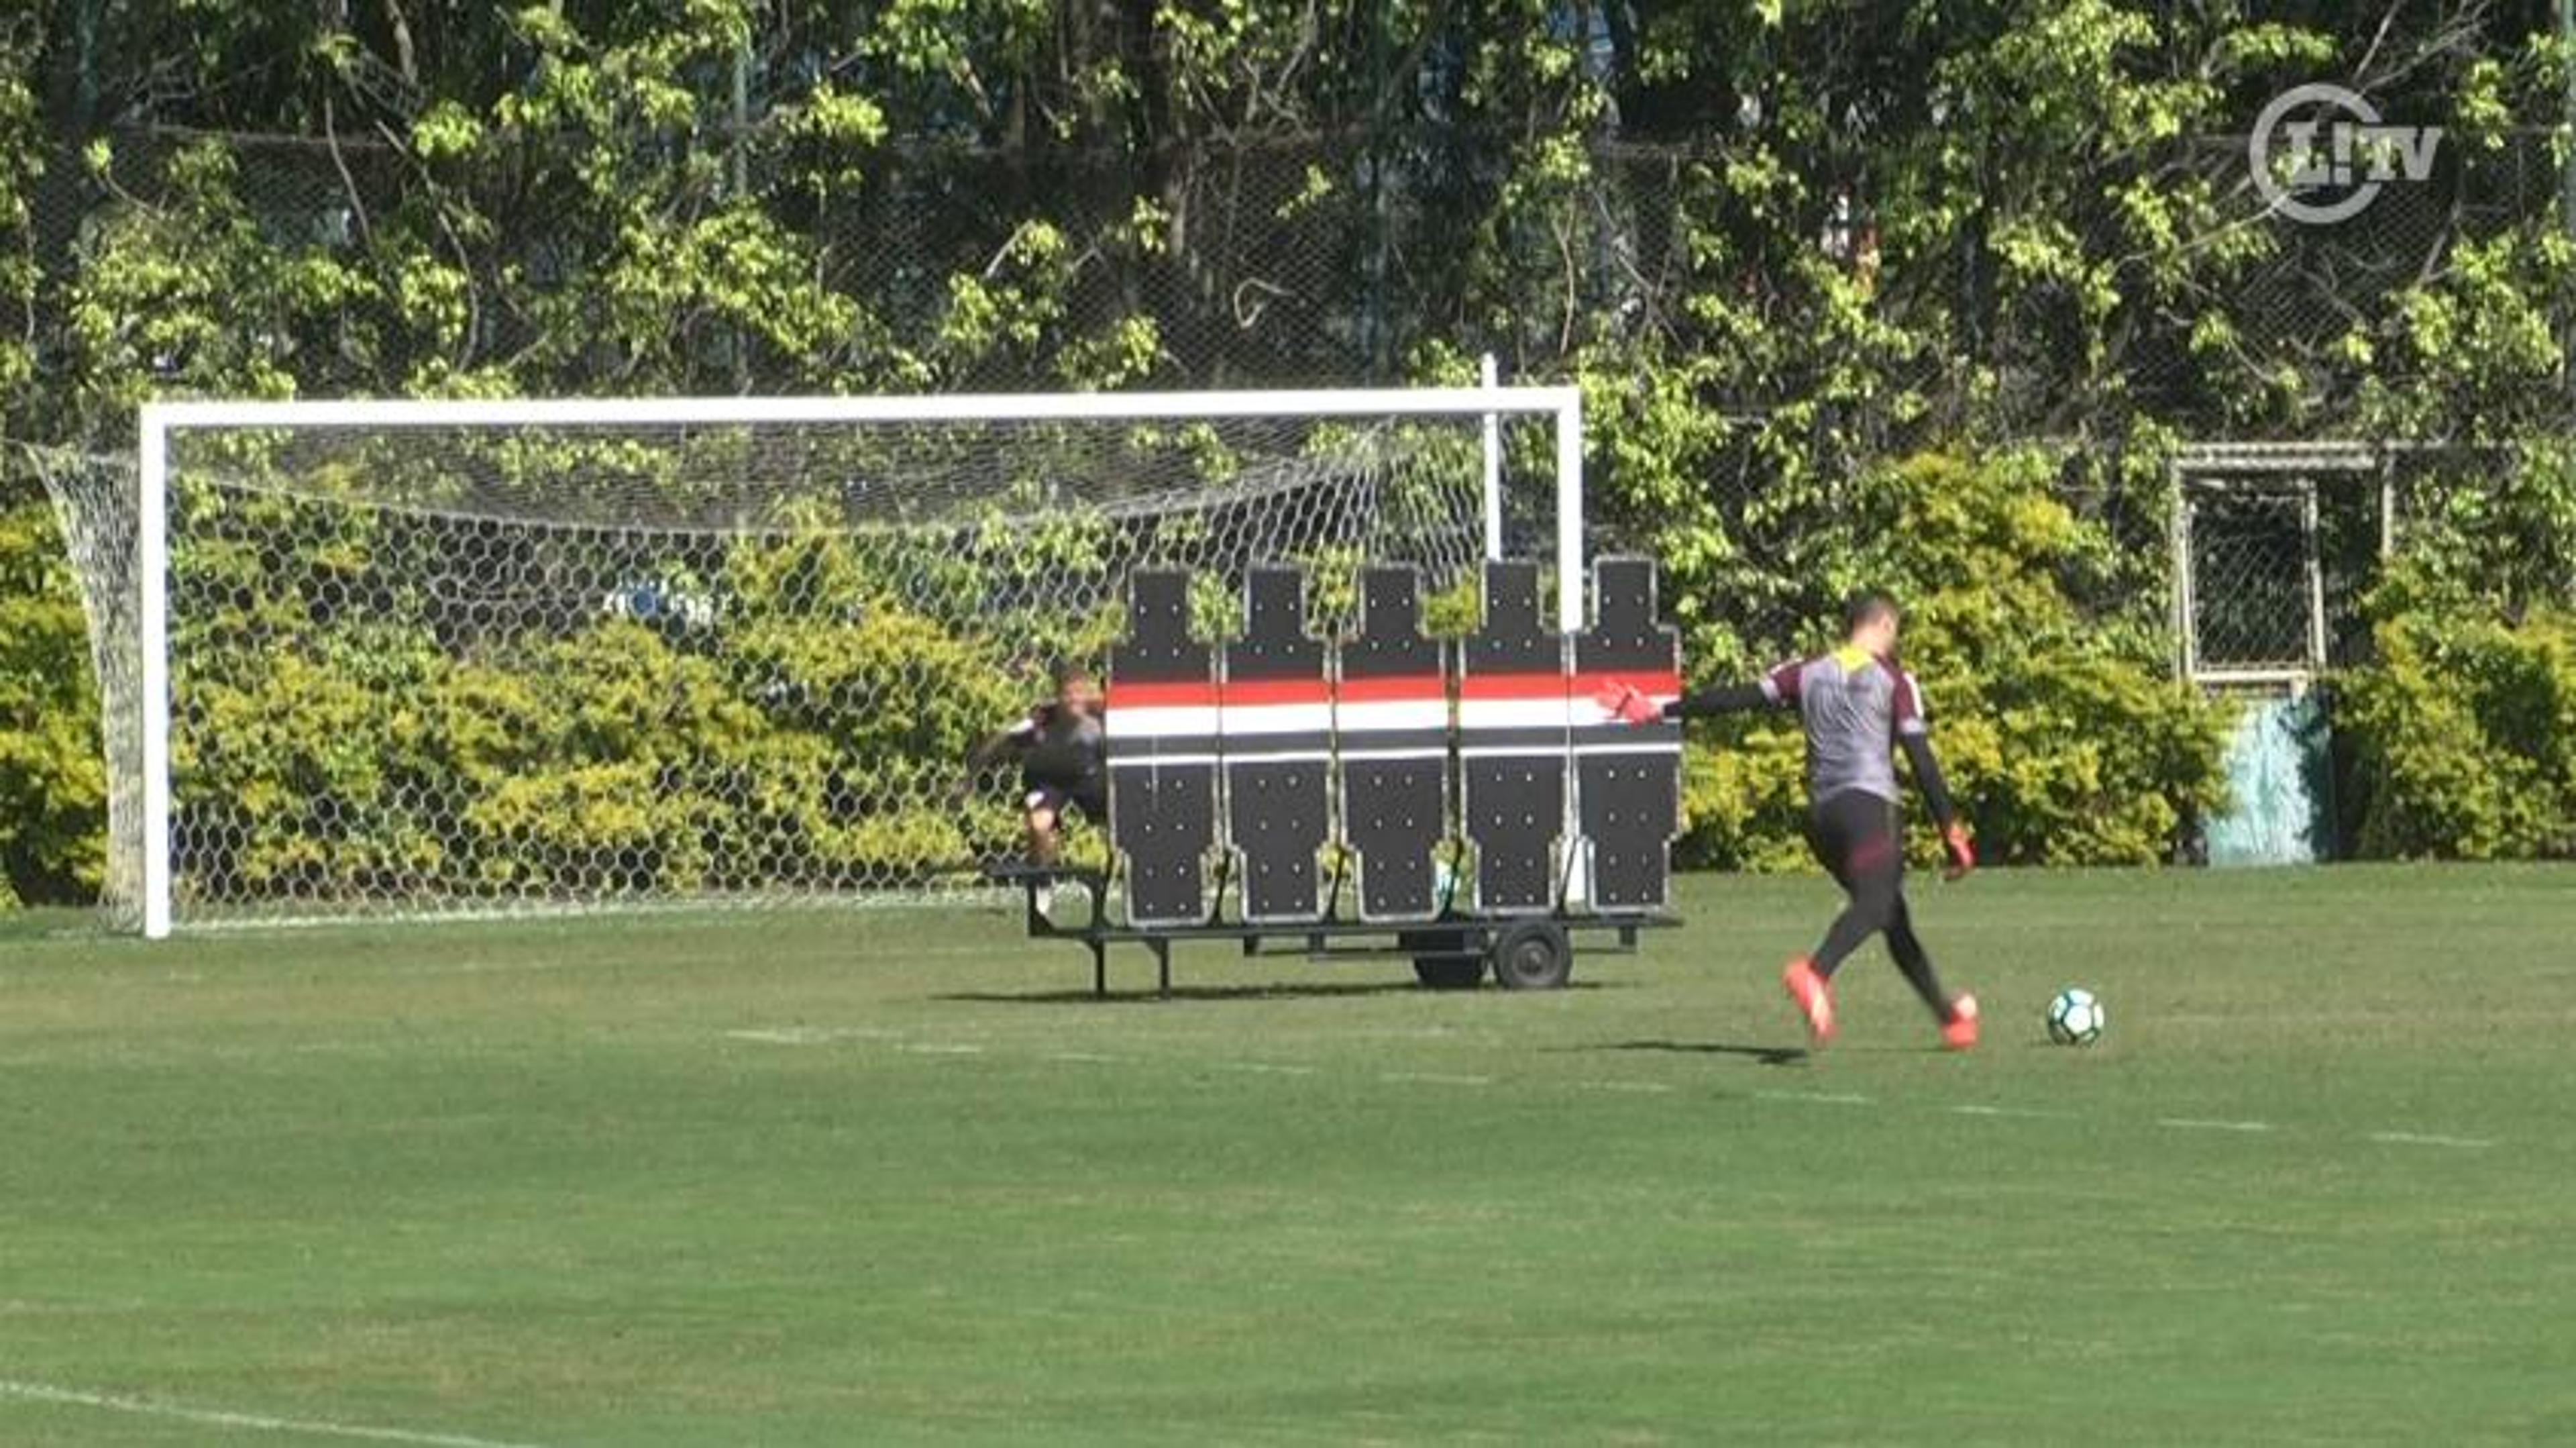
[5,3,2576,901]
[1682,445,2229,870]
[7,3,2564,439]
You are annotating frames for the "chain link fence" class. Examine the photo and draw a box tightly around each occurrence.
[16,119,2566,692]
[27,119,2563,658]
[23,117,2567,423]
[20,115,2576,675]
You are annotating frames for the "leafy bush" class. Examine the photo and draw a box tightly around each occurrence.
[2337,566,2576,860]
[27,425,2567,903]
[1678,447,2230,870]
[0,494,107,905]
[174,560,1032,904]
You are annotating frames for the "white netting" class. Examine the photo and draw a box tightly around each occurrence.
[2185,485,2314,674]
[21,445,146,927]
[53,403,1574,927]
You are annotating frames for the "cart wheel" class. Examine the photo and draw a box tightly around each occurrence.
[1489,921,1572,990]
[1411,955,1487,990]
[1401,928,1486,990]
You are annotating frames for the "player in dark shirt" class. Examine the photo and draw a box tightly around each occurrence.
[966,664,1106,866]
[1609,590,1979,1049]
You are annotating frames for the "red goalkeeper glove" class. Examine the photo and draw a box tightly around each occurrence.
[1941,822,1976,882]
[1594,681,1662,726]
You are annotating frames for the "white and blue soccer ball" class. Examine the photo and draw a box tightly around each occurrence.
[2047,987,2105,1046]
[1043,880,1089,927]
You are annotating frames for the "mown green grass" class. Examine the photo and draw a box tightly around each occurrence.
[2,866,2571,1444]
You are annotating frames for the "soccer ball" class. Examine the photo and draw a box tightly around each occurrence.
[1042,880,1090,927]
[2047,987,2105,1046]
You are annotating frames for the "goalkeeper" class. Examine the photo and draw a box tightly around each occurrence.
[1608,590,1978,1051]
[966,664,1107,867]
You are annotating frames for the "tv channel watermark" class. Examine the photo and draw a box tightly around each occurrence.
[2250,83,2442,225]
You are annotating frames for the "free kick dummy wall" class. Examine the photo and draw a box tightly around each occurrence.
[1107,570,1219,927]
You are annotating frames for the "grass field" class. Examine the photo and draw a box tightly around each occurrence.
[1,866,2571,1445]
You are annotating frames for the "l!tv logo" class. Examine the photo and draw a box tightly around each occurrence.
[2250,83,2442,225]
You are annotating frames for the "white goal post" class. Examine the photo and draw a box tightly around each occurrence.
[125,382,1587,937]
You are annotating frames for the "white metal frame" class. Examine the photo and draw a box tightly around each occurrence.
[135,377,1584,938]
[2168,442,2387,694]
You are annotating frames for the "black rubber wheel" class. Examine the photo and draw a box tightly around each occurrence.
[1411,954,1487,990]
[1488,920,1572,991]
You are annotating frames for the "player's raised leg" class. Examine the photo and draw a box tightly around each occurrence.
[1888,890,1977,1050]
[1022,790,1065,865]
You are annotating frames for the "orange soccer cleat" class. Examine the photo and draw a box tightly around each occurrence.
[1782,957,1837,1047]
[1940,992,1980,1052]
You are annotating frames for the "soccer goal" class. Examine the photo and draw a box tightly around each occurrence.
[57,384,1589,936]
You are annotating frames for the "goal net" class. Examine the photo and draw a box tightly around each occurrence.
[50,389,1583,934]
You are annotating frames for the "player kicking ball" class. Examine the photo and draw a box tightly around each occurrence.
[965,664,1106,867]
[1607,590,1978,1051]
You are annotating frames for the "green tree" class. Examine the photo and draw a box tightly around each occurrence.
[1680,446,2228,870]
[9,1,2576,894]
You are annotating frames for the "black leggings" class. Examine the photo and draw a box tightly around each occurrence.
[1806,790,1948,1018]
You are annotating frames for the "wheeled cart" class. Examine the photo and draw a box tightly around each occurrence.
[987,863,1677,998]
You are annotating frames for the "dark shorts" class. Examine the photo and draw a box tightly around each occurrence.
[1022,776,1107,822]
[1807,788,1900,885]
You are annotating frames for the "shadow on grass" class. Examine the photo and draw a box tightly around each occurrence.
[1589,1039,1813,1067]
[941,980,1623,1006]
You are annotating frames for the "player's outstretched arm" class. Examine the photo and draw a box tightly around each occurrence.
[1598,678,1774,725]
[1656,660,1803,721]
[963,729,1012,771]
[959,715,1036,798]
[966,710,1040,770]
[1660,682,1770,719]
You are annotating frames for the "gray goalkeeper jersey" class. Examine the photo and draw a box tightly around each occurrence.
[1760,645,1928,807]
